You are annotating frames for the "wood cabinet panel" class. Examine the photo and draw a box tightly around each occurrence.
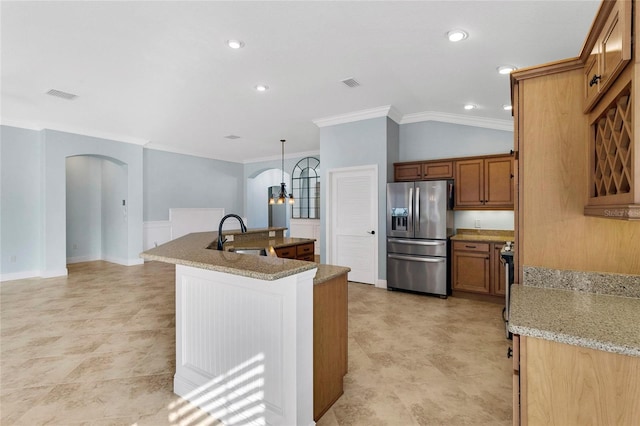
[422,161,453,179]
[485,157,514,207]
[493,243,506,296]
[275,246,296,259]
[394,163,422,181]
[583,0,632,112]
[455,155,514,209]
[452,241,490,252]
[523,336,640,425]
[455,159,484,207]
[313,273,348,420]
[452,250,490,294]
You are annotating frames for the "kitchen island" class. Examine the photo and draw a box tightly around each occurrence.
[141,229,350,426]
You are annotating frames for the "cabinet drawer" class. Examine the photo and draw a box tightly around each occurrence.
[297,254,315,262]
[452,241,490,252]
[296,243,314,256]
[275,246,296,259]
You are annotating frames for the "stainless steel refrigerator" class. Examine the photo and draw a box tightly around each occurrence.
[386,180,454,296]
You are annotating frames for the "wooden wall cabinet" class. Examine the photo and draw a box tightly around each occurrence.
[583,0,632,112]
[454,155,514,210]
[517,336,640,425]
[452,241,506,295]
[394,160,453,181]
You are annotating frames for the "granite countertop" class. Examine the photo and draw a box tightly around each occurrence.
[450,228,514,243]
[509,285,640,357]
[140,231,350,283]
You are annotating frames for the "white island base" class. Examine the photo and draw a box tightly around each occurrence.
[173,264,318,426]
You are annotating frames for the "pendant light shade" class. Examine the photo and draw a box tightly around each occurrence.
[268,140,295,205]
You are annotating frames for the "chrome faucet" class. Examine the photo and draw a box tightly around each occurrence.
[217,214,247,250]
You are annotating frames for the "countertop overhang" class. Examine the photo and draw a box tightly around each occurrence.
[509,284,640,357]
[140,231,350,283]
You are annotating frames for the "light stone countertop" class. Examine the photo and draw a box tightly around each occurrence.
[140,231,350,283]
[508,284,640,357]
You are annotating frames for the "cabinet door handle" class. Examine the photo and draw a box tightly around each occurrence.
[589,74,601,87]
[465,245,477,248]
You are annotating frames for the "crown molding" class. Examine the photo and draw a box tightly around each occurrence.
[143,142,235,162]
[400,111,513,132]
[313,105,400,128]
[243,150,321,164]
[311,107,513,132]
[0,118,149,145]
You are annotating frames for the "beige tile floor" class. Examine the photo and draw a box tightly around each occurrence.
[1,261,512,425]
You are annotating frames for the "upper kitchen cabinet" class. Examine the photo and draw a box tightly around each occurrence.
[583,0,632,112]
[394,160,453,181]
[581,0,639,219]
[454,154,514,210]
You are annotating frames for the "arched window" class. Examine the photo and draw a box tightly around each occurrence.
[291,157,320,219]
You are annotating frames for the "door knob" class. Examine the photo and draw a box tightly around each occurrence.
[368,230,375,235]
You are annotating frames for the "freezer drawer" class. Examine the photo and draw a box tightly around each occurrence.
[387,238,447,257]
[387,253,448,296]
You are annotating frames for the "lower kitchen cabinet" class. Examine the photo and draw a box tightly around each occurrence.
[452,240,505,296]
[452,242,491,293]
[275,242,315,260]
[514,336,640,425]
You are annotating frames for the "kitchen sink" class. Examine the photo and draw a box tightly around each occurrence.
[228,248,268,256]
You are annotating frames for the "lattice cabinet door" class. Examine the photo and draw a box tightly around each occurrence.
[585,77,639,220]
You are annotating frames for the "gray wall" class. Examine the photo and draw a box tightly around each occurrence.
[66,156,103,262]
[319,116,390,281]
[399,121,513,161]
[143,148,244,221]
[1,126,43,276]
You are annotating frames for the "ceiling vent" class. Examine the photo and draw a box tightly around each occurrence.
[224,134,241,140]
[46,89,78,100]
[341,78,360,88]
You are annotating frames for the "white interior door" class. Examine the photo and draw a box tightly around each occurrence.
[328,165,378,285]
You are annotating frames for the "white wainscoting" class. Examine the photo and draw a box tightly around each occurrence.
[143,221,172,251]
[169,208,226,240]
[289,219,320,253]
[174,264,316,426]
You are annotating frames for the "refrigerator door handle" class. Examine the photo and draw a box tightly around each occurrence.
[388,254,446,263]
[408,187,413,234]
[416,186,420,232]
[387,239,446,246]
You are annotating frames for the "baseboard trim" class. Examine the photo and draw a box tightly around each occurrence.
[0,270,42,282]
[376,279,387,289]
[42,268,68,278]
[67,255,102,264]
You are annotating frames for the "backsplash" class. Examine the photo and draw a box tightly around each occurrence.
[523,266,640,299]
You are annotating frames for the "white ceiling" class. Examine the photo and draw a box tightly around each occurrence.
[1,1,600,163]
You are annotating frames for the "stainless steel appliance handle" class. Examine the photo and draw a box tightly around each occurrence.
[408,187,413,231]
[387,239,445,246]
[416,186,420,232]
[388,254,446,263]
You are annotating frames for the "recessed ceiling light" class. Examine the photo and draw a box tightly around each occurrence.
[503,104,513,111]
[227,40,245,49]
[464,104,476,110]
[497,65,517,75]
[255,84,269,92]
[447,29,468,42]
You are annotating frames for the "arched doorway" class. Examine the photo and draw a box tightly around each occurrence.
[65,155,129,265]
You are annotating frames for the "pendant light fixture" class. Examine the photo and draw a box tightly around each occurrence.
[269,139,295,205]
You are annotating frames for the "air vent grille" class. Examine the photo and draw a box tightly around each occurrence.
[224,134,241,140]
[341,78,360,88]
[46,89,78,100]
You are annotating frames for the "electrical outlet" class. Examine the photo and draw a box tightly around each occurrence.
[475,219,481,228]
[72,244,78,250]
